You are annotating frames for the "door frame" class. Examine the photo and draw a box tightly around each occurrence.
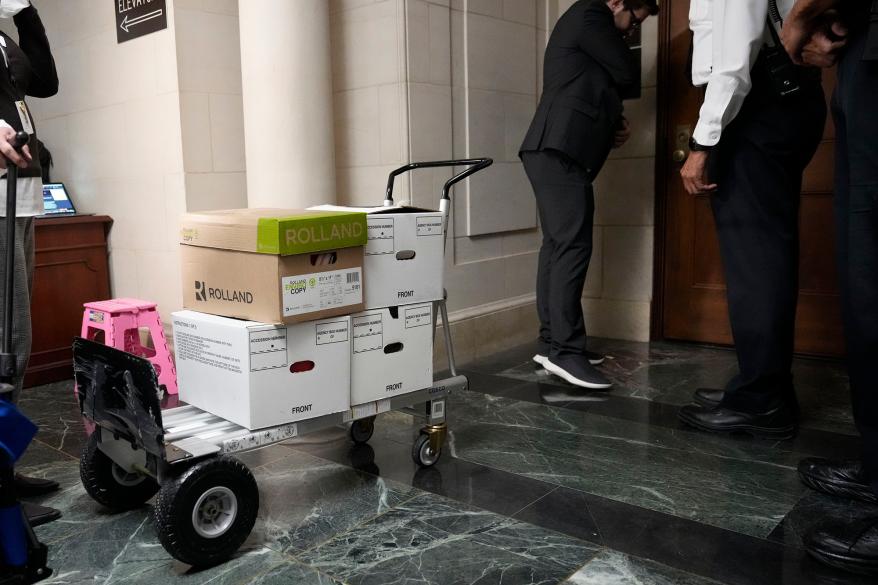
[650,2,674,341]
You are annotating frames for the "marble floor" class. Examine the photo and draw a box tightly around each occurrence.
[13,338,876,585]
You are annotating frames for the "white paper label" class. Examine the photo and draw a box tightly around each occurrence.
[282,268,362,317]
[416,215,443,237]
[352,313,383,353]
[366,217,395,255]
[316,320,350,345]
[404,305,432,329]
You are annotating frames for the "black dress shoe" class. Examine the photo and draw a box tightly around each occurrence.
[677,403,797,440]
[805,516,878,576]
[14,474,60,497]
[23,502,62,527]
[544,356,612,389]
[799,458,878,504]
[694,388,723,408]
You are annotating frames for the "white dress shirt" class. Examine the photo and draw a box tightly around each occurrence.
[690,0,795,146]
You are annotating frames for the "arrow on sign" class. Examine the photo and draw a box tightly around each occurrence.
[120,9,163,33]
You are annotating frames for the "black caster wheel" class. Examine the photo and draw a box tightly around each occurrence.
[349,416,376,445]
[412,433,441,467]
[153,455,258,568]
[80,432,159,511]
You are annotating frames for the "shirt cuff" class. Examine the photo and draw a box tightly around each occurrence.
[692,121,721,147]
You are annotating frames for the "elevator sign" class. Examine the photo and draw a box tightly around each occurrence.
[115,0,167,44]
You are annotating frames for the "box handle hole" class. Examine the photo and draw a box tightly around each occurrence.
[396,250,416,260]
[384,342,403,354]
[310,252,338,266]
[290,360,315,373]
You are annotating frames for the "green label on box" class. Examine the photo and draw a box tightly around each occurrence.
[256,211,367,255]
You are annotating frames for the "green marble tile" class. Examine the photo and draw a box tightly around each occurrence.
[564,550,724,585]
[442,391,806,538]
[299,492,599,585]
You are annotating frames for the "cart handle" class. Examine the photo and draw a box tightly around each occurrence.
[384,158,493,206]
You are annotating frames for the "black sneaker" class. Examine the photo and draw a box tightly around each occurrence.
[534,352,604,367]
[544,356,612,389]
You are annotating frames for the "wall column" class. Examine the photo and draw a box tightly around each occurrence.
[239,0,336,208]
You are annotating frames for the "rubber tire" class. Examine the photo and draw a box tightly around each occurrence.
[411,433,441,468]
[153,455,258,568]
[80,432,159,511]
[349,417,375,445]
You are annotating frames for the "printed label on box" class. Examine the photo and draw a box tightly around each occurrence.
[366,218,394,255]
[405,305,432,329]
[249,329,286,354]
[316,320,350,345]
[89,311,105,324]
[175,330,244,375]
[282,268,362,317]
[352,313,383,353]
[416,216,443,237]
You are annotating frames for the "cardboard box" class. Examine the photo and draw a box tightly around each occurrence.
[181,245,364,324]
[310,205,445,309]
[172,310,351,430]
[180,208,367,324]
[181,208,367,255]
[350,303,433,405]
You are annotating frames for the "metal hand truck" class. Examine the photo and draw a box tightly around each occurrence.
[73,158,493,568]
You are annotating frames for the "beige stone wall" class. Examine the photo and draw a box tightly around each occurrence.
[15,0,187,317]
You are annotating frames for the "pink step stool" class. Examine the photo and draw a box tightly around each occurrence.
[80,298,179,395]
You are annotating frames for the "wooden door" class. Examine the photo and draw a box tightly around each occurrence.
[656,0,843,356]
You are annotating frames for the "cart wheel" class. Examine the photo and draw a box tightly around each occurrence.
[80,432,159,511]
[412,433,441,467]
[349,416,376,445]
[153,455,258,568]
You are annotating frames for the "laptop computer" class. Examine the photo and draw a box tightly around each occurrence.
[40,182,78,217]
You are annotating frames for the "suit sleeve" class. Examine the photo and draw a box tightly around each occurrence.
[577,6,637,87]
[13,4,58,98]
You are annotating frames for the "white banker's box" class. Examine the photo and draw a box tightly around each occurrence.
[172,310,351,430]
[310,205,445,309]
[351,302,433,405]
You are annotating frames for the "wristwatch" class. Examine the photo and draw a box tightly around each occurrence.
[689,136,713,152]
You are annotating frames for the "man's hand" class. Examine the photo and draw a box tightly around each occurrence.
[0,126,31,171]
[680,150,716,195]
[613,117,631,149]
[782,0,841,64]
[800,19,848,68]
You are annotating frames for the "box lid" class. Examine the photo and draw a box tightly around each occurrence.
[309,204,440,215]
[180,208,367,255]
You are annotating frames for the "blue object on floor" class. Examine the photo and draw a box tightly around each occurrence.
[0,503,27,567]
[0,399,37,463]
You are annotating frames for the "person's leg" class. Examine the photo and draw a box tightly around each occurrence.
[523,152,556,358]
[802,30,878,577]
[712,83,824,413]
[523,150,608,388]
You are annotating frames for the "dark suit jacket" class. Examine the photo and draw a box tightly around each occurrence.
[520,0,636,180]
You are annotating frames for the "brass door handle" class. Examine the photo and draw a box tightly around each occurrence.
[672,149,687,163]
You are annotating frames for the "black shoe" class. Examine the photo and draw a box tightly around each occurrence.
[805,516,878,576]
[799,459,878,504]
[544,356,612,389]
[14,474,60,497]
[677,403,797,440]
[694,388,723,408]
[23,502,62,527]
[534,352,605,367]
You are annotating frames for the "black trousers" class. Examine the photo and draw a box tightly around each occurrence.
[833,30,878,495]
[709,63,826,413]
[521,150,595,359]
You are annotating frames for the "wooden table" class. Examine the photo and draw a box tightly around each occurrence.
[25,215,112,387]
